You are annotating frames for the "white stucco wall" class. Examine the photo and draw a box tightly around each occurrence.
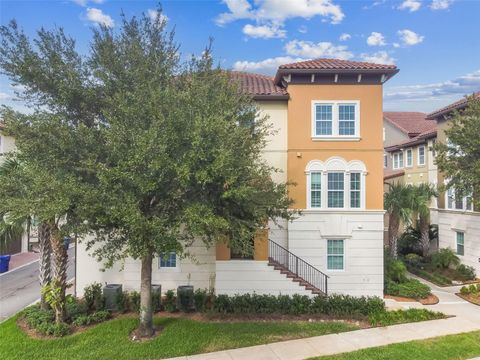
[0,133,16,161]
[215,260,314,296]
[76,237,216,296]
[438,210,480,275]
[287,210,385,297]
[258,100,288,184]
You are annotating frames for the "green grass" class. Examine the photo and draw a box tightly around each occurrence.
[314,331,480,360]
[0,315,358,360]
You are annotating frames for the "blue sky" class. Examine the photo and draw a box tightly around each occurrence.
[1,0,479,112]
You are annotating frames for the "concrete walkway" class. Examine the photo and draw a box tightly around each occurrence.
[167,275,480,360]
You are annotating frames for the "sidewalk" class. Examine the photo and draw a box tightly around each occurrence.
[167,275,480,360]
[4,251,39,272]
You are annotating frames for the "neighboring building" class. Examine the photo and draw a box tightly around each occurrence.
[0,122,16,159]
[427,93,480,274]
[77,58,399,298]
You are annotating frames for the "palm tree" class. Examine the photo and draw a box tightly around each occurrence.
[412,183,438,257]
[384,182,413,258]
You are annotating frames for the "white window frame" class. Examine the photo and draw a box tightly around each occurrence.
[417,145,426,166]
[383,154,387,169]
[311,100,360,141]
[405,149,413,167]
[305,157,366,211]
[158,251,181,272]
[392,152,404,169]
[456,231,464,256]
[326,239,345,271]
[445,186,473,212]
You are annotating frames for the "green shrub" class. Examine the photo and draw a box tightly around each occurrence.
[163,290,176,312]
[38,322,71,337]
[398,227,423,256]
[406,265,452,286]
[385,256,407,283]
[469,284,478,294]
[72,311,111,327]
[84,282,104,312]
[193,289,209,312]
[369,309,445,326]
[404,253,423,267]
[457,264,476,280]
[128,291,141,313]
[66,299,87,321]
[210,293,384,317]
[116,291,129,313]
[23,305,54,329]
[385,278,431,299]
[460,286,470,295]
[431,248,460,269]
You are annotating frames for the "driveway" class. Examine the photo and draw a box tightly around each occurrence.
[0,246,75,322]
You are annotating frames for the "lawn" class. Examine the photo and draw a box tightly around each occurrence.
[314,331,480,360]
[0,315,358,360]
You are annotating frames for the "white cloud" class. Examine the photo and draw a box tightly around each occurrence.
[397,29,424,46]
[339,33,351,41]
[216,0,345,26]
[385,69,480,102]
[72,0,104,7]
[285,40,353,60]
[298,25,308,34]
[363,0,386,10]
[233,56,304,74]
[367,32,386,46]
[147,9,168,23]
[242,23,286,38]
[398,0,422,12]
[0,92,11,100]
[86,7,114,27]
[430,0,453,10]
[360,51,395,65]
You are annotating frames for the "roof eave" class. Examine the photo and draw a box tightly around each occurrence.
[253,94,289,101]
[274,68,399,85]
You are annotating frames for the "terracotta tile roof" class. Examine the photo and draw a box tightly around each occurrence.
[385,127,437,152]
[384,169,405,180]
[426,92,480,119]
[383,112,436,137]
[229,71,288,99]
[279,58,397,71]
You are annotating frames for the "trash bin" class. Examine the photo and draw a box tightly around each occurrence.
[103,284,123,311]
[0,255,11,273]
[176,285,194,312]
[63,236,71,251]
[152,284,162,312]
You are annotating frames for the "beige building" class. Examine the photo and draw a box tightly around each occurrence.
[426,93,480,274]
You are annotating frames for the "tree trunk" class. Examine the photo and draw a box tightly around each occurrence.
[38,222,52,311]
[388,213,400,258]
[50,223,67,324]
[138,253,154,337]
[419,214,430,258]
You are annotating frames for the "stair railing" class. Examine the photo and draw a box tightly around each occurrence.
[268,239,329,295]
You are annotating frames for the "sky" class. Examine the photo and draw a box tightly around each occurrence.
[0,0,479,113]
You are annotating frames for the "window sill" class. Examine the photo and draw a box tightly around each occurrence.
[158,267,181,273]
[311,136,361,142]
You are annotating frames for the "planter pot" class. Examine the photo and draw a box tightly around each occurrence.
[103,284,122,311]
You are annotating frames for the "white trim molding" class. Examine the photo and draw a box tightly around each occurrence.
[305,157,367,211]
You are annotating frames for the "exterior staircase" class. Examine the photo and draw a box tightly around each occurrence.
[268,239,328,296]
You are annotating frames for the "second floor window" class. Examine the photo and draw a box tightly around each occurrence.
[393,152,404,169]
[313,101,359,139]
[406,149,413,167]
[418,146,425,165]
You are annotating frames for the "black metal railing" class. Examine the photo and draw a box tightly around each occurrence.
[268,239,329,295]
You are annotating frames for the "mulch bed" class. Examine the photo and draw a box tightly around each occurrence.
[384,294,439,305]
[456,293,480,306]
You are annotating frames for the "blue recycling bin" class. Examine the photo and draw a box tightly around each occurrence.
[0,255,11,273]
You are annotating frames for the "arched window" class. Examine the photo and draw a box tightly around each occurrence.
[305,157,367,210]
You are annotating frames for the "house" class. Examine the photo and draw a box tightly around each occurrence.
[427,92,480,274]
[73,58,399,298]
